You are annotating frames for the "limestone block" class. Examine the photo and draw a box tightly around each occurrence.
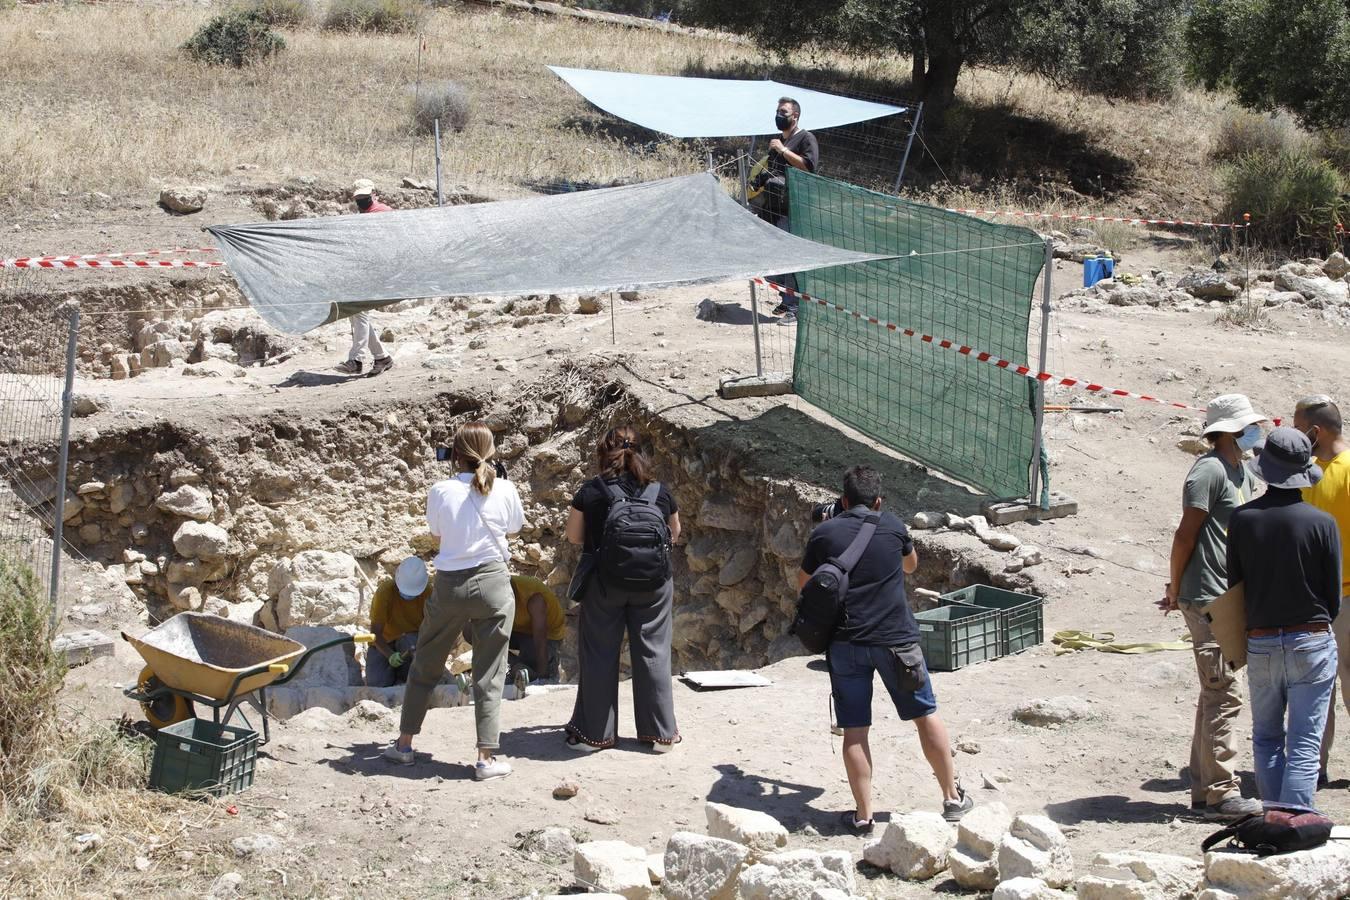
[573,840,653,899]
[661,831,748,900]
[155,485,213,521]
[998,815,1074,888]
[862,812,955,880]
[718,546,759,586]
[271,550,363,628]
[522,827,576,861]
[953,803,1014,891]
[173,521,231,559]
[816,849,856,893]
[757,849,854,895]
[1013,696,1092,727]
[1087,850,1203,898]
[738,853,852,900]
[1203,841,1350,900]
[952,845,1003,891]
[697,497,758,532]
[993,876,1076,900]
[265,686,305,720]
[705,802,789,854]
[300,686,349,715]
[108,482,134,514]
[281,625,359,691]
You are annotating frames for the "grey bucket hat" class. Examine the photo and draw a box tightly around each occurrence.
[1248,427,1323,489]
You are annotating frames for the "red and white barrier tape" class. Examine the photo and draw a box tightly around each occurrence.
[753,277,1207,413]
[1,257,224,269]
[6,247,219,265]
[942,208,1248,230]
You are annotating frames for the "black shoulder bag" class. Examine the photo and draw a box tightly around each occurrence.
[791,513,879,654]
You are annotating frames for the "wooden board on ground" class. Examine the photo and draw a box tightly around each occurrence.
[1203,583,1247,671]
[52,629,115,667]
[982,491,1078,525]
[680,671,773,690]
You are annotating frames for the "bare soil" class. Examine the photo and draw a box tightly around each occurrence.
[24,223,1347,898]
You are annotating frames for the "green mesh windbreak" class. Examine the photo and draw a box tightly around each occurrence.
[786,170,1046,498]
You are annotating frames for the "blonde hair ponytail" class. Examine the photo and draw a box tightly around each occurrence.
[452,421,497,495]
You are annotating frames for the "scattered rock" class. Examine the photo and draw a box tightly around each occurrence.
[522,827,576,861]
[993,876,1075,900]
[585,806,621,826]
[173,521,230,559]
[160,185,207,214]
[553,779,580,799]
[998,815,1074,888]
[662,831,749,900]
[1014,697,1092,727]
[705,802,789,854]
[982,531,1023,552]
[1323,251,1350,279]
[1083,850,1203,899]
[573,840,653,899]
[207,872,244,898]
[739,850,854,899]
[230,834,280,857]
[951,801,1013,890]
[73,832,103,853]
[717,546,759,586]
[1274,263,1349,307]
[647,853,664,885]
[862,811,955,880]
[577,295,604,314]
[1178,435,1210,455]
[1203,840,1350,900]
[909,511,944,529]
[1177,271,1241,300]
[70,393,107,417]
[154,484,213,522]
[344,699,395,728]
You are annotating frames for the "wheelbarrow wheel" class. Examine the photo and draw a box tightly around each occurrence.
[137,665,194,729]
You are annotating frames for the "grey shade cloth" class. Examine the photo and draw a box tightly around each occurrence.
[206,173,896,334]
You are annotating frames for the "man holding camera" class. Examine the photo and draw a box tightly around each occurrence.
[752,96,819,326]
[799,466,972,834]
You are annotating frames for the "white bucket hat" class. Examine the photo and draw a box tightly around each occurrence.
[352,178,376,198]
[394,556,429,599]
[1202,393,1267,437]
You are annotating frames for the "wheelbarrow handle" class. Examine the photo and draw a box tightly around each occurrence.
[269,633,374,688]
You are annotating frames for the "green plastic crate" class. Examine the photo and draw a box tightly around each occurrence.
[149,718,257,798]
[914,604,1004,672]
[941,585,1045,655]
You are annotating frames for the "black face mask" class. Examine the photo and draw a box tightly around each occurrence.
[775,113,793,131]
[355,196,373,212]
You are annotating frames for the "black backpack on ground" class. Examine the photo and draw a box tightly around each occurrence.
[597,481,672,592]
[1201,805,1333,857]
[791,512,879,654]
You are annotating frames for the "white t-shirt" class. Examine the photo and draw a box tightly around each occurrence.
[427,474,525,572]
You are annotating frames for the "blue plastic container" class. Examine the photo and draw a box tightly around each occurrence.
[1083,255,1115,287]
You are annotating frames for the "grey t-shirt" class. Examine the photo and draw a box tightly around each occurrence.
[1179,452,1255,604]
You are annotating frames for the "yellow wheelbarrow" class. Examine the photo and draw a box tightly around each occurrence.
[123,612,373,744]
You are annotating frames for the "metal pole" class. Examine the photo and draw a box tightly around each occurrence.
[706,149,714,172]
[609,291,616,346]
[748,281,764,378]
[434,118,444,207]
[49,303,79,630]
[737,154,749,207]
[893,102,924,193]
[1028,239,1054,508]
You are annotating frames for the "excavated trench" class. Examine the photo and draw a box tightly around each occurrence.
[8,335,1014,716]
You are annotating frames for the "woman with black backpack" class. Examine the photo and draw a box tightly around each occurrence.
[563,425,681,752]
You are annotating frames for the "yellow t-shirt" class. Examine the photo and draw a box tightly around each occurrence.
[510,575,565,641]
[369,578,430,643]
[1303,450,1350,594]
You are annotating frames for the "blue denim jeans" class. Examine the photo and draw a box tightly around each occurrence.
[1247,630,1338,808]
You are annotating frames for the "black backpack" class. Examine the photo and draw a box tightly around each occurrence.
[597,481,672,591]
[791,513,879,654]
[1201,805,1333,857]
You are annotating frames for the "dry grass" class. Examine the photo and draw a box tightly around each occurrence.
[2,2,1242,219]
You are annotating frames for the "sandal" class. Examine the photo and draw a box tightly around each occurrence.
[840,810,874,835]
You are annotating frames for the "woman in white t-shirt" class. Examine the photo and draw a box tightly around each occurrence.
[384,422,524,780]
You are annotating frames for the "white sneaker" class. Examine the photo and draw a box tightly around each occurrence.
[382,741,414,766]
[475,757,512,781]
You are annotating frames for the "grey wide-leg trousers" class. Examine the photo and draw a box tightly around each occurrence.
[565,578,678,747]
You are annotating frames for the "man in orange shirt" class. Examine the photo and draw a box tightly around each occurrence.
[1300,396,1350,786]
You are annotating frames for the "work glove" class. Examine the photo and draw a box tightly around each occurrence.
[388,651,405,669]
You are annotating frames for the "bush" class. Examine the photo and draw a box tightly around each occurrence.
[412,81,472,135]
[0,558,63,813]
[1314,127,1350,176]
[322,0,423,33]
[1222,149,1348,254]
[182,10,286,67]
[1211,111,1300,162]
[242,0,315,27]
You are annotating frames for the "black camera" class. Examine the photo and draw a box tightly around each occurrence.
[810,498,844,524]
